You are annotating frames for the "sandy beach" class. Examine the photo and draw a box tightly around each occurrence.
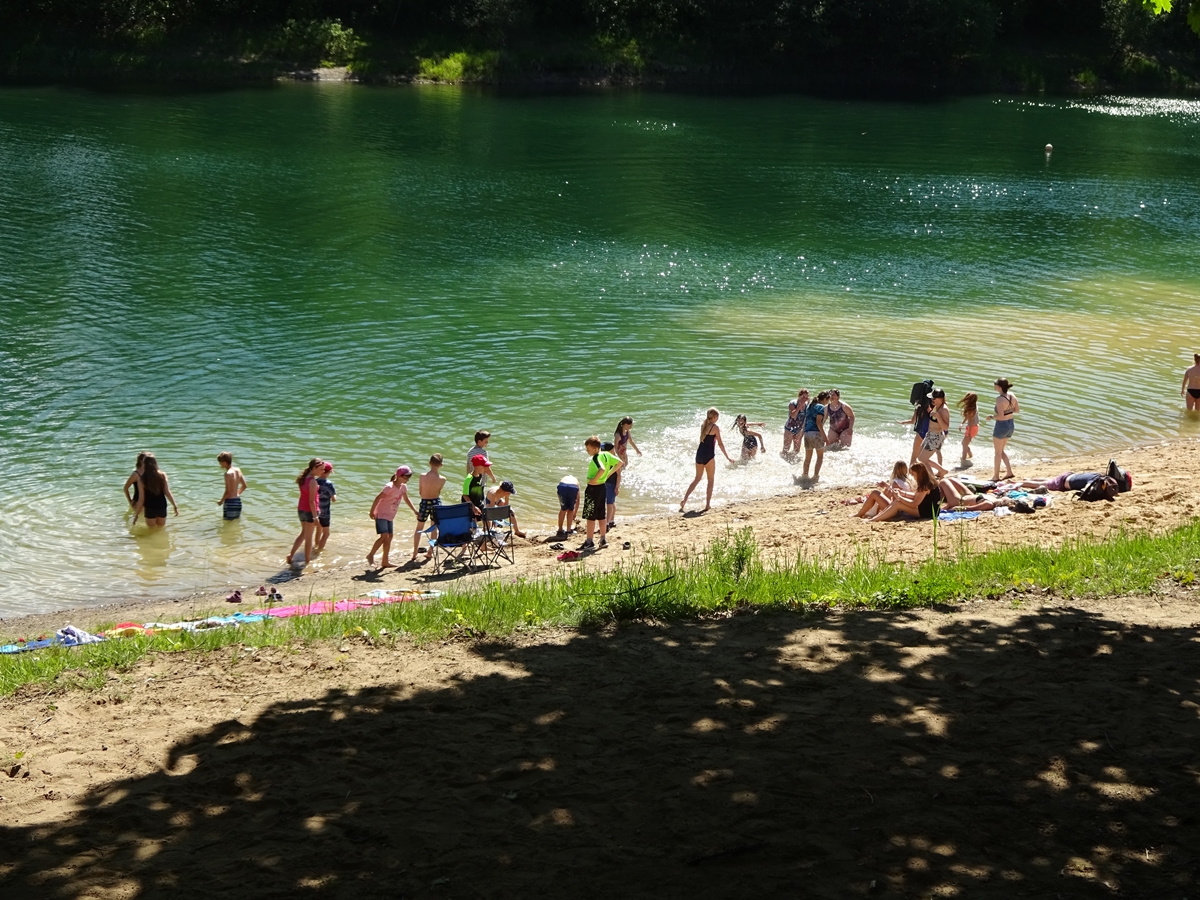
[2,440,1199,897]
[5,439,1197,640]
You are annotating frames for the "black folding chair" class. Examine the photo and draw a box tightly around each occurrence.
[476,505,516,567]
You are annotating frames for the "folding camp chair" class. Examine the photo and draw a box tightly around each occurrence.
[475,505,516,567]
[429,502,477,574]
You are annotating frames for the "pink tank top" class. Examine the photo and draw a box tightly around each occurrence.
[297,476,317,512]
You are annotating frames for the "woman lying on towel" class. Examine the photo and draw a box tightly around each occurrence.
[937,475,1013,512]
[854,462,938,522]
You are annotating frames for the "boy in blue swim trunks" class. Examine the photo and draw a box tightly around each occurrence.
[216,451,246,520]
[315,461,336,553]
[556,475,579,538]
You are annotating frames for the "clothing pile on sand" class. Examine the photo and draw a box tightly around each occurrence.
[0,590,439,655]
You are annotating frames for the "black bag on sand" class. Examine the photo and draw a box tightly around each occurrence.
[1106,459,1133,493]
[1076,476,1120,503]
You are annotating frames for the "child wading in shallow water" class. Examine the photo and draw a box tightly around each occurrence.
[315,462,336,552]
[287,458,324,568]
[123,452,146,514]
[132,452,178,526]
[957,392,979,466]
[368,466,417,568]
[216,451,247,520]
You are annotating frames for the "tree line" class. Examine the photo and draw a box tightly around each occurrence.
[2,0,1197,89]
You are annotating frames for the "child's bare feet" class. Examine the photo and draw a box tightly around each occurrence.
[366,554,374,566]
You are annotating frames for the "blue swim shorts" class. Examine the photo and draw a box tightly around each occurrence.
[557,483,579,511]
[375,517,394,535]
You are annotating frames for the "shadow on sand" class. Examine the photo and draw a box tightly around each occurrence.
[2,606,1199,897]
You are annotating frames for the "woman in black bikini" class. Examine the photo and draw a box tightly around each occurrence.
[985,378,1019,481]
[131,452,178,527]
[680,407,733,512]
[733,414,766,461]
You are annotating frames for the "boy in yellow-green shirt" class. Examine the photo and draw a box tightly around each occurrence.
[580,436,622,550]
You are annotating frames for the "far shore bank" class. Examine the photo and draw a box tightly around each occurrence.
[4,437,1196,641]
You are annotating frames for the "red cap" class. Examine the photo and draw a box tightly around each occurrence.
[470,454,492,468]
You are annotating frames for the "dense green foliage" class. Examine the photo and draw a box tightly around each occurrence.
[0,0,1197,88]
[4,519,1199,696]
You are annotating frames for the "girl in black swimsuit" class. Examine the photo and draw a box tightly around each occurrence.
[681,408,733,512]
[733,414,766,460]
[132,452,178,526]
[123,452,146,513]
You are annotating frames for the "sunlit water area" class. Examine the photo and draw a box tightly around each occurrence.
[1,85,1199,616]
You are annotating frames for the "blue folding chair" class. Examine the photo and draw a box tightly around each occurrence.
[429,502,477,574]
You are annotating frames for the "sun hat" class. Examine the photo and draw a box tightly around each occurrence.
[470,454,492,468]
[499,480,515,494]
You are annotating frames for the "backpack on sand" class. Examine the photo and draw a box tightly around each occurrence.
[1076,476,1119,503]
[1106,459,1133,493]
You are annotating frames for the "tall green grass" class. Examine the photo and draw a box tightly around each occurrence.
[3,520,1198,697]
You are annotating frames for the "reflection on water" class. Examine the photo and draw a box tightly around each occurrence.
[1,87,1199,616]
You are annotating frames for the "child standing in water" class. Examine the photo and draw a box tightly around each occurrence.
[368,466,417,568]
[957,392,979,466]
[315,462,336,552]
[610,416,641,528]
[215,451,247,520]
[123,452,146,513]
[286,458,324,568]
[680,408,733,512]
[131,452,178,526]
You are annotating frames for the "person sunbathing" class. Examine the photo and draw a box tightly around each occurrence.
[1016,472,1102,492]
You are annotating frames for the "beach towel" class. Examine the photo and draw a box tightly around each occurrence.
[0,637,57,654]
[937,510,980,522]
[57,625,104,647]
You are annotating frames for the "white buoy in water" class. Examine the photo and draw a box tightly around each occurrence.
[1045,143,1053,153]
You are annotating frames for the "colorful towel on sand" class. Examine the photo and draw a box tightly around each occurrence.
[938,510,981,522]
[248,591,436,619]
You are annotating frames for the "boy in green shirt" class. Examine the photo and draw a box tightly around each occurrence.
[581,436,622,550]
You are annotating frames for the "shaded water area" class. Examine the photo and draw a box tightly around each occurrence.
[1,86,1198,615]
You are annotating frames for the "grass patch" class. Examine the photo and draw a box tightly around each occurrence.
[3,520,1199,697]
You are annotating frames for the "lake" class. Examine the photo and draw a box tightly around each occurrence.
[1,85,1198,617]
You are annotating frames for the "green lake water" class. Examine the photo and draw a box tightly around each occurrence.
[1,86,1198,617]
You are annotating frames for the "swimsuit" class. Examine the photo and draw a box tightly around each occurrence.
[417,497,441,523]
[741,431,758,452]
[785,403,803,434]
[143,488,167,520]
[827,403,852,447]
[922,430,946,452]
[917,490,937,520]
[223,497,242,520]
[695,429,716,465]
[1189,388,1200,399]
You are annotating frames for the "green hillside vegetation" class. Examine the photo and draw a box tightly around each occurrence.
[1,0,1198,92]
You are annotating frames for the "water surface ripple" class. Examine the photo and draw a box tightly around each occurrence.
[1,88,1198,616]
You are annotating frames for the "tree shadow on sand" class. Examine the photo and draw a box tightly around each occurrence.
[3,605,1200,898]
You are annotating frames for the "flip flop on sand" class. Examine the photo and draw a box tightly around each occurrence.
[225,590,242,604]
[254,586,269,596]
[556,550,581,562]
[549,542,565,550]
